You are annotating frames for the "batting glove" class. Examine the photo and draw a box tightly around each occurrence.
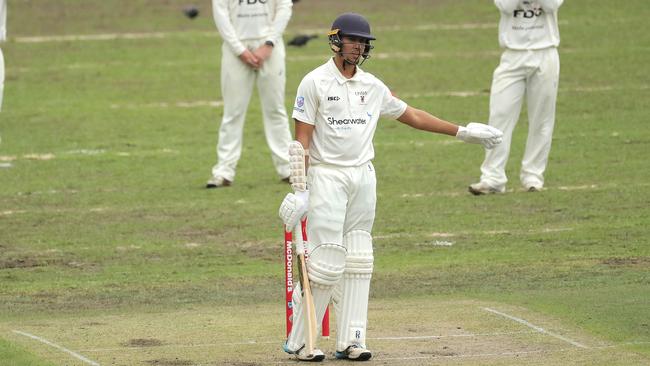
[456,122,503,149]
[279,190,309,228]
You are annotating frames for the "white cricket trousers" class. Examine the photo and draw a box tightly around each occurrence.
[211,40,291,181]
[480,47,560,189]
[307,162,376,248]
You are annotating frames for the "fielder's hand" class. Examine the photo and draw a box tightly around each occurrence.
[279,190,309,228]
[239,49,261,70]
[456,122,503,149]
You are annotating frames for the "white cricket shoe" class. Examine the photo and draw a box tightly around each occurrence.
[335,345,372,361]
[205,176,231,189]
[468,181,505,195]
[283,343,325,362]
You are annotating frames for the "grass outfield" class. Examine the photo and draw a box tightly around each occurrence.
[1,0,648,364]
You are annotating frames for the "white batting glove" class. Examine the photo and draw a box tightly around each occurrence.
[278,190,309,228]
[456,122,503,149]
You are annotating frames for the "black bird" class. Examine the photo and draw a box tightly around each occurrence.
[183,6,199,19]
[288,34,318,47]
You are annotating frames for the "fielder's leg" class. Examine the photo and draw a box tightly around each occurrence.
[210,43,256,183]
[257,40,291,180]
[479,50,528,191]
[520,47,560,191]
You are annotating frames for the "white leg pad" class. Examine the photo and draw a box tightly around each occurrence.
[286,243,346,352]
[334,230,374,351]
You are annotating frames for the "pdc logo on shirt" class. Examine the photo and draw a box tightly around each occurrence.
[293,96,305,113]
[513,7,543,18]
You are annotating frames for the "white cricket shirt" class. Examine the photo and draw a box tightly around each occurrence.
[212,0,292,55]
[495,0,562,50]
[292,58,407,167]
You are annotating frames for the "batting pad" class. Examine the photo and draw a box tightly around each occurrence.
[286,243,346,352]
[335,230,374,351]
[289,141,307,192]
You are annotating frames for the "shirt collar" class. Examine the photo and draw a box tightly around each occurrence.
[327,57,365,84]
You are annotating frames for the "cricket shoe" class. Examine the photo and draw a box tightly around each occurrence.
[205,176,231,189]
[283,342,325,362]
[335,345,372,361]
[523,182,543,192]
[468,181,505,195]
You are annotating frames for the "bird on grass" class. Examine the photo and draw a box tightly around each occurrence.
[288,34,318,47]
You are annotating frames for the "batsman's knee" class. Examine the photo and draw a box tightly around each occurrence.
[307,243,346,288]
[343,230,373,277]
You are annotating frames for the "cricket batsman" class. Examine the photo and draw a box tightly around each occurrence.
[279,13,503,361]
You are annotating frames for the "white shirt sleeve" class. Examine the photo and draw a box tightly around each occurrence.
[212,0,246,56]
[291,74,319,125]
[269,0,292,44]
[379,84,407,120]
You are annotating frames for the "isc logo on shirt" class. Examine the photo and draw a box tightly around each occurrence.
[328,96,340,101]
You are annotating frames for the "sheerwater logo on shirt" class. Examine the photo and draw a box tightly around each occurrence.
[327,116,367,125]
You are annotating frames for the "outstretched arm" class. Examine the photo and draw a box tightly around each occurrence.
[396,106,459,136]
[396,106,503,149]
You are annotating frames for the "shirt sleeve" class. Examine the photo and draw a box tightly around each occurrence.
[269,0,292,43]
[291,74,318,125]
[212,0,246,56]
[379,84,407,120]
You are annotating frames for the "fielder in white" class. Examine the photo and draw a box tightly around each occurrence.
[469,0,563,195]
[279,13,503,362]
[0,0,6,112]
[206,0,293,188]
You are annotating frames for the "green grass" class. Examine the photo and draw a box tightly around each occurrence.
[0,337,56,366]
[1,0,649,364]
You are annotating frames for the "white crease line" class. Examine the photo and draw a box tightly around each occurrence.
[107,84,646,110]
[9,24,497,44]
[11,21,572,44]
[12,330,101,366]
[371,330,535,340]
[482,308,588,349]
[110,100,224,109]
[14,32,169,43]
[78,330,536,352]
[272,348,578,365]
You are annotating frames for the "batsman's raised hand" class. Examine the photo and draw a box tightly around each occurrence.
[456,122,503,149]
[279,190,309,228]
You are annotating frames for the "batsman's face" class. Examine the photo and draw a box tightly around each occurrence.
[341,35,368,64]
